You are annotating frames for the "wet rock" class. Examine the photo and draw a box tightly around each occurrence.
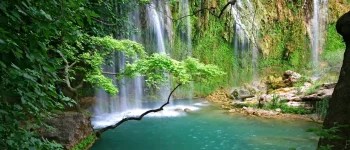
[184,108,192,112]
[175,108,182,111]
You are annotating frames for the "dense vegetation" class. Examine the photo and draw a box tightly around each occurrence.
[1,0,350,149]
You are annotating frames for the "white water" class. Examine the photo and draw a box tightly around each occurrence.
[178,0,194,98]
[231,0,259,82]
[92,0,177,128]
[180,0,192,56]
[146,1,172,103]
[92,102,206,129]
[311,0,328,70]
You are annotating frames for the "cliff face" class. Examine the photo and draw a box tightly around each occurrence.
[170,0,350,96]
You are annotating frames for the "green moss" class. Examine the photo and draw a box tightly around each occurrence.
[322,24,346,73]
[71,134,96,150]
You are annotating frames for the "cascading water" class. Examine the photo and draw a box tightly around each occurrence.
[311,0,328,71]
[179,0,192,57]
[146,1,172,103]
[231,0,259,83]
[91,0,196,129]
[178,0,194,98]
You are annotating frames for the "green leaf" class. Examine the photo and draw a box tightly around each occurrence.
[11,63,20,70]
[0,61,6,68]
[23,73,36,82]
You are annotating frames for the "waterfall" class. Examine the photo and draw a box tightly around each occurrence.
[177,0,193,98]
[93,5,145,117]
[311,0,328,70]
[147,3,166,53]
[94,53,119,115]
[146,1,173,103]
[231,0,259,83]
[91,0,179,129]
[179,0,192,57]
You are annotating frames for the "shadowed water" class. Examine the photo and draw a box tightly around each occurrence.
[91,99,318,150]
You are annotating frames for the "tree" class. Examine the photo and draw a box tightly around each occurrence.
[96,53,225,135]
[0,0,148,149]
[318,11,350,150]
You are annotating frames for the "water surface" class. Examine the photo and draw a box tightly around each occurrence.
[91,99,318,150]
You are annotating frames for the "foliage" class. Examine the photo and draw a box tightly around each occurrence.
[64,35,145,95]
[232,103,257,108]
[304,82,322,95]
[307,124,349,141]
[71,134,96,150]
[322,24,346,73]
[315,98,329,120]
[122,53,225,87]
[264,95,312,114]
[0,0,162,149]
[278,105,312,115]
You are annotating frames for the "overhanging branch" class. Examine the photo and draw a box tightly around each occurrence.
[95,83,182,137]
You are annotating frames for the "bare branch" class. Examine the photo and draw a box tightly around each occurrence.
[149,1,236,22]
[74,80,84,90]
[216,0,237,18]
[57,51,75,91]
[57,51,68,65]
[95,83,182,137]
[69,62,77,68]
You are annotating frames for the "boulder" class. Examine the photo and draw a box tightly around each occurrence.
[302,88,333,101]
[39,112,93,150]
[283,70,302,83]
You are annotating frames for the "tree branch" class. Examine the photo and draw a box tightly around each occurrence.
[95,83,182,137]
[57,51,75,91]
[148,1,236,22]
[216,0,237,18]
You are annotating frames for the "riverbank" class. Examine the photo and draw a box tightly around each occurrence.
[205,70,333,123]
[207,95,321,123]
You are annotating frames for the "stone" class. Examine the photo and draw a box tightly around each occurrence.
[39,112,93,150]
[322,83,336,89]
[283,70,301,83]
[175,108,182,111]
[228,109,236,113]
[275,108,282,112]
[184,108,191,112]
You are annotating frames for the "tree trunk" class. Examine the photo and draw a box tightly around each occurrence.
[318,11,350,150]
